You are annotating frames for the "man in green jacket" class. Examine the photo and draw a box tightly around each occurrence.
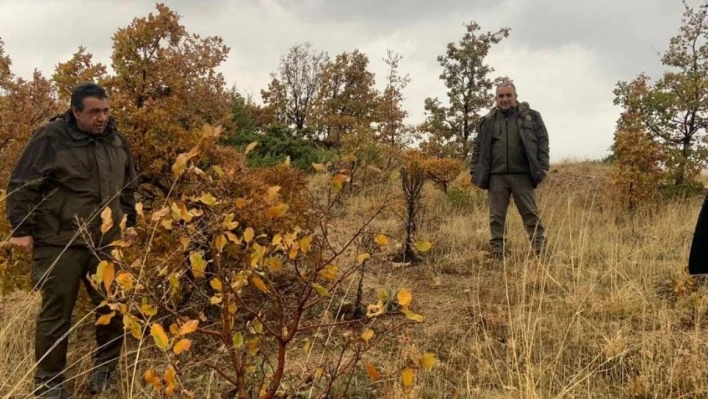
[470,82,549,260]
[6,83,138,398]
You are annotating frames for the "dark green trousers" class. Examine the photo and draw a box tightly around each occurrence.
[31,246,124,383]
[488,174,546,255]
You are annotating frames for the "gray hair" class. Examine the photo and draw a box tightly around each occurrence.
[496,81,517,93]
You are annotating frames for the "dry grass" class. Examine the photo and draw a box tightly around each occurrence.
[3,161,708,398]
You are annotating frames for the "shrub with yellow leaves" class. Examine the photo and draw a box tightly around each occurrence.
[84,124,431,398]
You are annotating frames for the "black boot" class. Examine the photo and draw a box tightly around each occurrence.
[35,378,71,399]
[88,368,115,395]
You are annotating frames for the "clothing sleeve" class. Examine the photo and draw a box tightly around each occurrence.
[6,128,55,237]
[120,136,138,228]
[471,117,484,174]
[535,112,550,171]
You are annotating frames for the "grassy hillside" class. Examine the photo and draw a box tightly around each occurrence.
[2,161,707,398]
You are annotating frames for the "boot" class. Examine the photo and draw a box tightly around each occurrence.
[35,378,71,399]
[88,368,115,395]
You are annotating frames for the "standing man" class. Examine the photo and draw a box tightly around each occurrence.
[6,83,138,398]
[470,82,549,260]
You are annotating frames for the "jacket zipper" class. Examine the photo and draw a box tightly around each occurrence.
[505,117,509,174]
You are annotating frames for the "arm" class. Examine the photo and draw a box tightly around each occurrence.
[535,112,550,171]
[120,135,138,228]
[6,128,54,237]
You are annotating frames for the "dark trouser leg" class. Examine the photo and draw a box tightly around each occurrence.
[488,175,511,256]
[510,174,546,254]
[32,246,88,384]
[83,251,124,373]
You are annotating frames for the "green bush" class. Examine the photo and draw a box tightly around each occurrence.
[446,186,475,210]
[222,126,336,171]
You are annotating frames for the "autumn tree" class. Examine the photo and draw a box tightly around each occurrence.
[107,3,232,198]
[52,46,107,104]
[422,157,464,194]
[377,50,411,168]
[0,38,11,91]
[614,1,708,188]
[610,111,666,212]
[420,22,509,161]
[261,43,328,132]
[311,50,380,149]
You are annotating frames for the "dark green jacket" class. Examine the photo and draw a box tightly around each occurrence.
[489,106,531,175]
[6,111,137,247]
[471,102,550,190]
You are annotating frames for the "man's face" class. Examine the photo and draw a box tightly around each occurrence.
[495,85,517,111]
[73,96,110,134]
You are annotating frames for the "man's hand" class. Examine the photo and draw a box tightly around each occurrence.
[10,236,33,253]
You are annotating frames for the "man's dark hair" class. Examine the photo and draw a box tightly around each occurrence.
[70,82,108,111]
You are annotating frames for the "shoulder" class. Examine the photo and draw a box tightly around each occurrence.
[29,117,67,146]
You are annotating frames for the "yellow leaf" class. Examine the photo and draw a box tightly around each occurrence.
[265,257,283,272]
[250,243,266,268]
[318,264,339,281]
[265,203,289,219]
[173,339,192,355]
[215,234,227,252]
[244,141,258,155]
[116,272,133,292]
[233,332,244,348]
[161,218,173,230]
[144,368,162,392]
[251,275,269,293]
[374,234,389,246]
[419,353,437,370]
[228,302,238,315]
[140,303,158,317]
[415,240,433,252]
[365,364,380,381]
[102,262,115,294]
[120,214,127,231]
[377,289,389,303]
[357,253,370,264]
[150,323,170,351]
[366,301,385,318]
[179,236,190,250]
[100,206,113,234]
[123,314,142,340]
[225,231,241,244]
[235,197,248,209]
[213,165,225,177]
[222,214,239,230]
[172,153,189,177]
[170,202,182,221]
[402,308,425,322]
[272,234,283,246]
[210,295,222,305]
[332,173,348,191]
[136,202,144,219]
[312,162,325,172]
[170,323,180,336]
[312,283,329,297]
[265,186,281,204]
[300,236,313,253]
[247,338,261,355]
[289,246,299,260]
[164,364,177,395]
[361,328,374,344]
[151,206,169,221]
[210,278,223,292]
[109,240,132,248]
[190,251,207,279]
[402,368,414,387]
[96,311,115,326]
[397,288,412,307]
[244,227,255,243]
[251,319,263,334]
[199,193,218,206]
[179,320,199,336]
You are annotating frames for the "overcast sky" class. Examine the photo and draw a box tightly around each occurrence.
[0,0,694,162]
